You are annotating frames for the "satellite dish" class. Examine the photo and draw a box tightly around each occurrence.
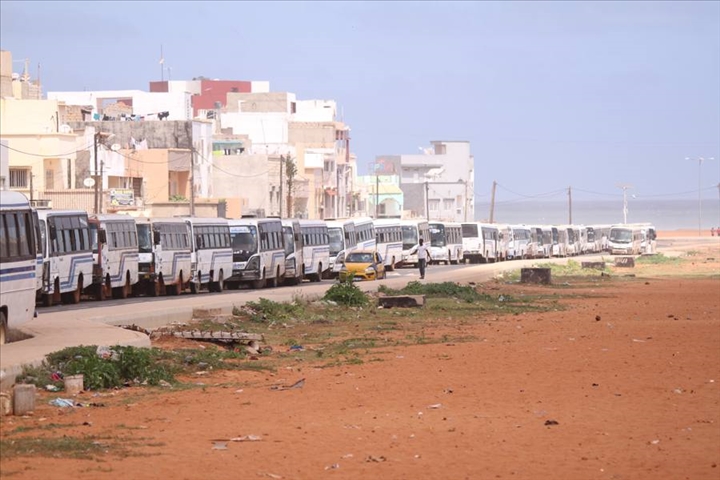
[83,177,95,187]
[110,144,121,152]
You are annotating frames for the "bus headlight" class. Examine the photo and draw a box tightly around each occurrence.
[336,252,345,264]
[285,258,295,270]
[246,256,260,270]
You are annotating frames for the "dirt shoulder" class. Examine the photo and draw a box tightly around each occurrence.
[1,243,719,480]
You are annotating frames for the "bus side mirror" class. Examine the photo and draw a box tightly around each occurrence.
[98,230,107,244]
[153,231,161,245]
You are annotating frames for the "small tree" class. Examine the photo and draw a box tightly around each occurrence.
[285,156,297,217]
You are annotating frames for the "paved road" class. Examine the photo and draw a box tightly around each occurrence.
[4,237,716,390]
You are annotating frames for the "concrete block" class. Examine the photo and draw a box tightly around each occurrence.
[614,257,635,268]
[520,268,552,284]
[581,262,606,270]
[378,295,426,308]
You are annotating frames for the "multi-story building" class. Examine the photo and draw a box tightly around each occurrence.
[48,89,193,121]
[149,78,270,117]
[376,141,475,222]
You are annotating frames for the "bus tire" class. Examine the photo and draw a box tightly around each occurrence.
[314,263,323,282]
[252,269,265,290]
[214,271,224,292]
[69,275,83,304]
[0,311,7,346]
[190,279,198,294]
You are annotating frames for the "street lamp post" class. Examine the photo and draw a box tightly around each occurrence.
[616,183,633,224]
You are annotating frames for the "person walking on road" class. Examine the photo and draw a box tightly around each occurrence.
[417,238,432,279]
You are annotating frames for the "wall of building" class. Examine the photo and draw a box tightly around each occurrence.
[220,112,290,146]
[225,92,295,113]
[0,98,61,134]
[212,153,274,216]
[48,90,191,120]
[0,139,8,189]
[0,50,12,98]
[192,80,252,114]
[294,100,336,122]
[288,122,336,146]
[67,120,194,150]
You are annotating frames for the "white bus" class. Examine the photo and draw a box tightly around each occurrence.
[584,226,601,254]
[228,218,286,289]
[0,191,38,344]
[184,217,233,293]
[495,224,512,261]
[400,219,430,267]
[354,217,377,250]
[326,218,357,276]
[428,222,463,264]
[373,219,404,270]
[461,222,499,263]
[89,214,139,300]
[36,209,94,306]
[551,226,568,257]
[31,209,44,293]
[509,225,532,260]
[281,219,304,285]
[529,226,552,259]
[564,225,579,256]
[608,224,643,255]
[135,217,192,296]
[299,219,330,282]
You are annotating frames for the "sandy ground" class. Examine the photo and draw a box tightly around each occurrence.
[1,237,718,480]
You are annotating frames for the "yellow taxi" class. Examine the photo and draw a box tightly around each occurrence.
[338,250,387,282]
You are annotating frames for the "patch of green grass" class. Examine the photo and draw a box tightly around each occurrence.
[635,253,683,265]
[1,436,120,460]
[379,281,492,303]
[323,280,370,307]
[8,423,76,435]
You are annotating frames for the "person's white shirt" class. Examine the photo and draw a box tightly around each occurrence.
[417,244,431,261]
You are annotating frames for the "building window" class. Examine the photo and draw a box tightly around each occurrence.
[429,199,440,211]
[9,168,29,188]
[45,169,55,189]
[443,199,453,211]
[290,102,297,114]
[434,143,446,155]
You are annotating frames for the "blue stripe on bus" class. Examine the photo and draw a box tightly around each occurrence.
[163,252,192,282]
[0,272,36,282]
[107,251,140,283]
[59,255,94,290]
[0,264,36,275]
[304,246,329,274]
[198,250,233,283]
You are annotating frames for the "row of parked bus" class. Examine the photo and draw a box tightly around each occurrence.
[0,189,657,343]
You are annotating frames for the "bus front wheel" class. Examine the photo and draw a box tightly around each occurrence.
[0,311,7,346]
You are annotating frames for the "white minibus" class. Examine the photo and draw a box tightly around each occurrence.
[89,214,139,300]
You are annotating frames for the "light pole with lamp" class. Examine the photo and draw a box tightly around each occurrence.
[616,183,633,224]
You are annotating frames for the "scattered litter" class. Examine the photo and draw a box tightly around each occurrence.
[45,385,60,392]
[50,372,64,381]
[289,345,304,351]
[230,434,262,442]
[212,441,228,450]
[443,388,454,394]
[49,398,75,408]
[366,455,387,463]
[262,474,282,479]
[592,383,599,387]
[324,463,340,470]
[235,389,244,394]
[342,453,354,459]
[427,403,442,409]
[158,380,172,388]
[632,339,646,343]
[650,439,660,445]
[270,378,306,391]
[673,388,684,394]
[82,421,92,426]
[544,420,559,426]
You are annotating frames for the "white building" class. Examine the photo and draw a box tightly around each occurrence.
[47,89,193,121]
[377,141,475,222]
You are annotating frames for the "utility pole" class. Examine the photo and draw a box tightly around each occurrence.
[489,180,497,223]
[425,180,430,221]
[345,133,351,217]
[29,173,34,204]
[375,169,379,219]
[568,186,572,224]
[686,157,715,236]
[189,148,196,216]
[616,183,633,224]
[93,133,99,214]
[99,160,105,214]
[279,155,283,218]
[463,180,469,222]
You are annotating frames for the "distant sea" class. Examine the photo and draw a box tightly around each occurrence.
[474,199,720,231]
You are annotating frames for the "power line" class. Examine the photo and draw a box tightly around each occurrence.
[0,143,94,157]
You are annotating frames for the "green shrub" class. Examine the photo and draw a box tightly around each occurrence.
[635,253,682,265]
[17,345,176,390]
[323,280,369,307]
[240,297,304,323]
[379,281,489,303]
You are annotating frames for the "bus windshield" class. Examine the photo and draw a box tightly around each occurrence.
[137,224,152,254]
[328,227,344,256]
[402,226,418,250]
[89,223,99,254]
[283,226,295,256]
[230,226,258,262]
[429,226,445,247]
[610,229,631,243]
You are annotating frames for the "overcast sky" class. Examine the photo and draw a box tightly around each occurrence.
[1,1,718,202]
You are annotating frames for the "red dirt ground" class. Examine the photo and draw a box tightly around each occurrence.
[1,239,719,480]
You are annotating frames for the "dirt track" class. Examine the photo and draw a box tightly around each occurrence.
[1,236,718,480]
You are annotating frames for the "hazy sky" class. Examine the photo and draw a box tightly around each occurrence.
[1,1,719,202]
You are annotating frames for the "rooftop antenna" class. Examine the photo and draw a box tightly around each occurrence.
[159,44,165,81]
